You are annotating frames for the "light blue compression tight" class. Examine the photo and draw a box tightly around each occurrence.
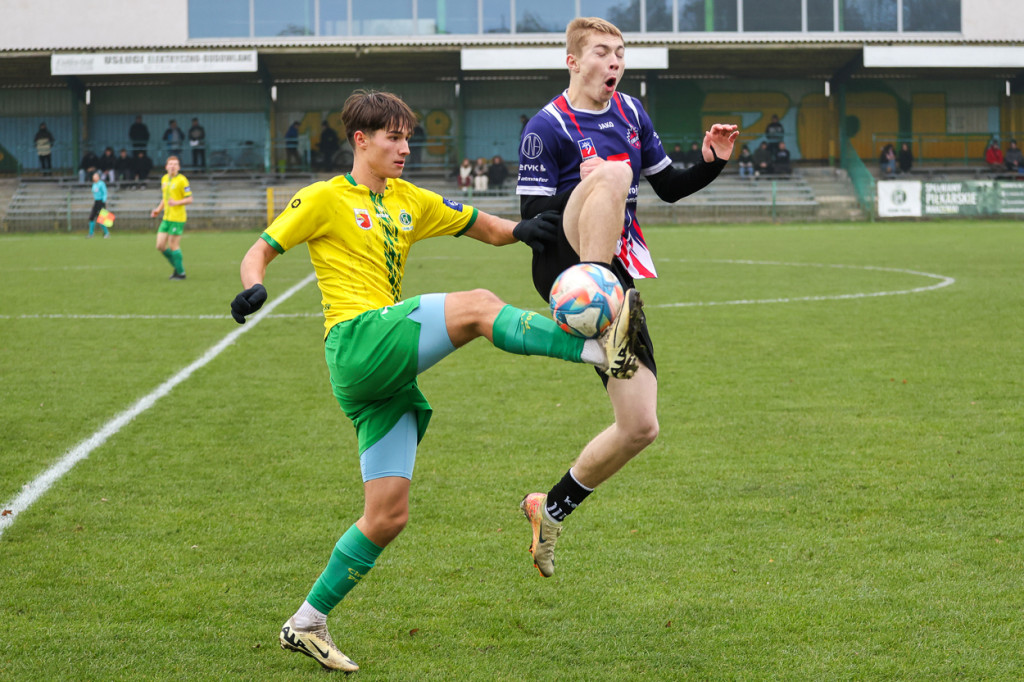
[359,293,453,482]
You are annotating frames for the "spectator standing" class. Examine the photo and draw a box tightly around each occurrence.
[737,144,754,178]
[682,141,702,169]
[78,149,100,183]
[472,156,489,192]
[114,148,133,182]
[188,117,206,169]
[87,172,110,239]
[132,150,153,188]
[752,141,773,176]
[879,144,896,177]
[457,157,472,193]
[285,121,301,168]
[1004,140,1023,174]
[98,147,116,183]
[318,121,341,170]
[129,115,150,154]
[773,141,792,175]
[765,114,785,156]
[985,139,1005,171]
[487,155,509,190]
[34,122,55,173]
[897,142,913,174]
[164,120,185,158]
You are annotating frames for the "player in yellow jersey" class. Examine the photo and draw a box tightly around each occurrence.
[150,155,192,280]
[229,90,643,673]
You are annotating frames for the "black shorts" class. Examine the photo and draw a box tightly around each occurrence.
[530,225,656,384]
[89,200,105,221]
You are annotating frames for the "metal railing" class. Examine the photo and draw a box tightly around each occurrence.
[870,132,1023,166]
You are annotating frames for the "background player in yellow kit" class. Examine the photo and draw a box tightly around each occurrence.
[150,155,192,280]
[229,90,642,673]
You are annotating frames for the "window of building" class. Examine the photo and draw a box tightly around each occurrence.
[256,0,313,37]
[807,0,835,31]
[904,0,960,31]
[320,0,349,36]
[580,1,641,32]
[419,0,479,34]
[483,0,511,33]
[517,0,574,32]
[188,0,249,39]
[187,0,961,38]
[745,0,802,31]
[353,2,414,36]
[842,0,898,31]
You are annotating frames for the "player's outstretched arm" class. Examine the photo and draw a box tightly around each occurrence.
[465,210,560,253]
[231,239,277,324]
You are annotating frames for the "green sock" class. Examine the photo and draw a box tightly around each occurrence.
[162,248,175,266]
[171,249,184,275]
[306,524,383,615]
[491,305,584,362]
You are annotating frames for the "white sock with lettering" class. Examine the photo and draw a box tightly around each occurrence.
[291,600,327,631]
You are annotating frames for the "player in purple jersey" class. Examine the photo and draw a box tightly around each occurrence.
[517,17,739,578]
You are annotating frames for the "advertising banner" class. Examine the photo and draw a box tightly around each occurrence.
[878,180,1024,217]
[877,180,922,217]
[52,51,257,75]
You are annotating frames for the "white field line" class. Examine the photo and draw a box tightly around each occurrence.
[0,273,316,538]
[650,260,955,309]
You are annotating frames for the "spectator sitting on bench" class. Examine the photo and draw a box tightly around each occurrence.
[752,141,773,176]
[773,141,792,175]
[78,149,100,183]
[898,142,913,174]
[487,155,509,191]
[1003,140,1023,175]
[984,139,1004,172]
[879,144,896,178]
[115,149,133,183]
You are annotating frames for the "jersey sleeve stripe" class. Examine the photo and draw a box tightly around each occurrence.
[455,207,479,236]
[260,231,285,254]
[641,157,673,176]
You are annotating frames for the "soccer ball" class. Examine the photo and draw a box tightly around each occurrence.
[549,263,625,338]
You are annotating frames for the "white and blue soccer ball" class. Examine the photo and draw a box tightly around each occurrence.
[549,263,625,338]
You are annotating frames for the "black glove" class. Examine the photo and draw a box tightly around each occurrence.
[512,210,561,254]
[230,283,267,324]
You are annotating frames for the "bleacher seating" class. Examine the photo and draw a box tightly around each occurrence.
[2,169,831,232]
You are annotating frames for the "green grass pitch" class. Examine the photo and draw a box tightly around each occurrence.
[1,220,1022,680]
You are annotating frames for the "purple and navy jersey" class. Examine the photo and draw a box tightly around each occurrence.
[516,90,672,279]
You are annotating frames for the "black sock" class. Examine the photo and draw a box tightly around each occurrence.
[545,469,593,522]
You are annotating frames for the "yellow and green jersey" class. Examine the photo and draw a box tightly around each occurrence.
[262,173,478,334]
[160,173,191,222]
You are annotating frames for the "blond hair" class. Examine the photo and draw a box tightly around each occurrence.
[566,17,623,56]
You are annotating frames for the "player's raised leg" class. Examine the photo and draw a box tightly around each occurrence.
[561,159,633,262]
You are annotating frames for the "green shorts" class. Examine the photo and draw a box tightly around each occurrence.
[158,220,185,236]
[325,296,431,454]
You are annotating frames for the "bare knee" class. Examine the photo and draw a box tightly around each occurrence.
[590,161,632,196]
[446,288,506,345]
[364,506,409,545]
[622,415,659,453]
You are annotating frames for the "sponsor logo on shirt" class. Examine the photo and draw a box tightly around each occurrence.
[626,126,641,149]
[578,138,597,159]
[354,208,372,229]
[599,121,615,130]
[519,163,547,172]
[521,133,544,160]
[399,209,413,230]
[442,197,464,212]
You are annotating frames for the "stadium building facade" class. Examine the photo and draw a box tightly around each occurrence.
[1,0,1022,175]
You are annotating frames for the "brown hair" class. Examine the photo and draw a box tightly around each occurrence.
[340,90,419,146]
[566,17,623,56]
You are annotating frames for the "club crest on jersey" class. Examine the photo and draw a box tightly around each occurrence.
[398,209,413,230]
[442,197,464,212]
[578,138,597,160]
[626,126,641,149]
[353,208,372,230]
